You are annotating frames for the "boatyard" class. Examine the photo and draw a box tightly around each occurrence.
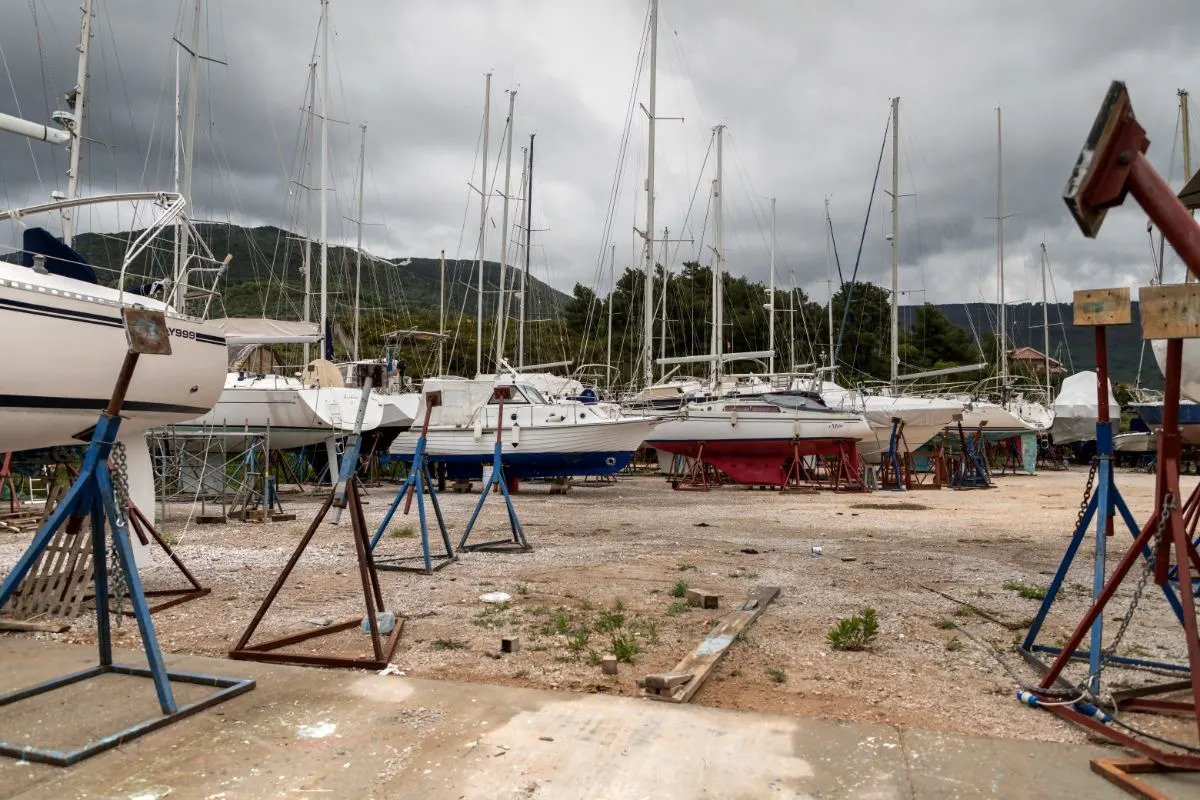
[6,0,1200,798]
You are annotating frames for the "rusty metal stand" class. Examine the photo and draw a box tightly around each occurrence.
[0,308,254,766]
[948,416,991,489]
[230,366,401,669]
[1021,81,1200,782]
[670,444,724,491]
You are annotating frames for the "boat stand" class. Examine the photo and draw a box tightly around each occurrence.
[230,366,401,669]
[670,444,725,491]
[1022,81,1200,786]
[0,308,254,766]
[878,418,909,491]
[1019,290,1186,687]
[370,392,457,574]
[948,416,991,489]
[83,500,211,615]
[458,387,529,554]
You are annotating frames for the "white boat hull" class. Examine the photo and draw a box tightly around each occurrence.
[171,374,384,451]
[0,263,226,453]
[820,391,962,463]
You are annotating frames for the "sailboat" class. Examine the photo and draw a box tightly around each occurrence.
[952,107,1053,443]
[0,0,228,547]
[172,0,385,455]
[816,98,963,462]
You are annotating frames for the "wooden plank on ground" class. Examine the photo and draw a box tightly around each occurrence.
[0,619,71,633]
[638,585,779,704]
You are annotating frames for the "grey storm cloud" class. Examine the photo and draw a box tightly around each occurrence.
[2,0,1199,314]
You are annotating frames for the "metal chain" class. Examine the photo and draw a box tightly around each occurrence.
[1095,491,1173,680]
[1074,457,1099,535]
[108,442,131,624]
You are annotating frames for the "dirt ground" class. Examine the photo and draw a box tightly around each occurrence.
[2,465,1198,750]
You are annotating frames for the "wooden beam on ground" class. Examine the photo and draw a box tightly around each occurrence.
[0,618,71,633]
[638,585,780,704]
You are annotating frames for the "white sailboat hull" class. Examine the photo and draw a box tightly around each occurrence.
[1153,339,1200,404]
[820,390,962,463]
[171,375,384,451]
[0,263,226,452]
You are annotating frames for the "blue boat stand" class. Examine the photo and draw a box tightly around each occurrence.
[457,387,528,553]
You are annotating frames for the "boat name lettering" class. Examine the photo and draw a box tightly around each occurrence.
[167,327,197,341]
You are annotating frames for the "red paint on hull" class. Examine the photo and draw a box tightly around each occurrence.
[651,438,860,486]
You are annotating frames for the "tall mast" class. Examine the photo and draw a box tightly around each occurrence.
[606,243,615,388]
[494,89,517,367]
[640,0,659,389]
[318,0,330,361]
[438,249,446,375]
[1182,89,1195,283]
[302,62,316,365]
[520,134,535,368]
[825,196,834,373]
[61,0,93,247]
[476,72,492,376]
[508,143,528,366]
[889,96,900,384]
[353,122,366,362]
[1040,242,1050,399]
[791,268,797,375]
[996,106,1007,383]
[172,50,181,297]
[658,226,669,380]
[710,124,725,387]
[768,198,776,375]
[173,0,202,307]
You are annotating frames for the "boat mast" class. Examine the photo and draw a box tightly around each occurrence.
[318,0,330,361]
[353,122,366,362]
[889,96,900,385]
[768,197,776,375]
[995,106,1007,384]
[173,0,202,308]
[1040,242,1050,400]
[61,0,93,247]
[494,89,517,367]
[519,133,535,368]
[640,0,659,389]
[1183,89,1195,283]
[825,196,834,374]
[658,226,669,380]
[710,124,725,388]
[438,249,446,375]
[606,243,615,388]
[302,62,316,365]
[476,72,492,376]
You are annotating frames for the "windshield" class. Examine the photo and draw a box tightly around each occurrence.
[520,384,550,404]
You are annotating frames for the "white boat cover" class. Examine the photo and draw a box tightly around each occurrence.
[1051,371,1119,444]
[210,317,321,344]
[417,378,499,427]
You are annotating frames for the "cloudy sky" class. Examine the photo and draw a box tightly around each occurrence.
[1,0,1198,314]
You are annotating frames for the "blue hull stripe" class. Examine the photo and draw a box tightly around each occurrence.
[394,450,635,480]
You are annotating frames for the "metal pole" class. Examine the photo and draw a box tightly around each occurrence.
[495,89,517,367]
[438,249,446,375]
[520,134,534,369]
[641,0,659,389]
[476,72,492,376]
[890,97,900,384]
[768,197,776,375]
[712,124,725,388]
[353,123,366,362]
[1041,242,1050,399]
[996,106,1008,382]
[606,243,615,388]
[1182,89,1195,283]
[302,63,315,366]
[658,226,669,382]
[62,0,93,247]
[318,0,330,361]
[174,0,202,308]
[825,196,834,374]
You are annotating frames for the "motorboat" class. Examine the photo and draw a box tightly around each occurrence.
[646,391,871,486]
[390,377,659,480]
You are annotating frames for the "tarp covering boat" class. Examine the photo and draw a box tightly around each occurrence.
[1050,370,1120,444]
[209,317,321,344]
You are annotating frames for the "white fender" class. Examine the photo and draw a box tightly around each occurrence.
[511,423,521,447]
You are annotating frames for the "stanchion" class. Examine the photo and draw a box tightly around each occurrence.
[370,391,457,573]
[458,386,528,553]
[0,308,254,766]
[1020,80,1200,790]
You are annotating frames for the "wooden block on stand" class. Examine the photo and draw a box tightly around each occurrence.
[1139,283,1200,340]
[1073,287,1131,326]
[685,588,719,609]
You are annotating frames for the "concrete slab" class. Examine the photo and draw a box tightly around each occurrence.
[0,638,1194,799]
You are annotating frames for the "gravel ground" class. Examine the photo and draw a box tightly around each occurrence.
[3,466,1198,749]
